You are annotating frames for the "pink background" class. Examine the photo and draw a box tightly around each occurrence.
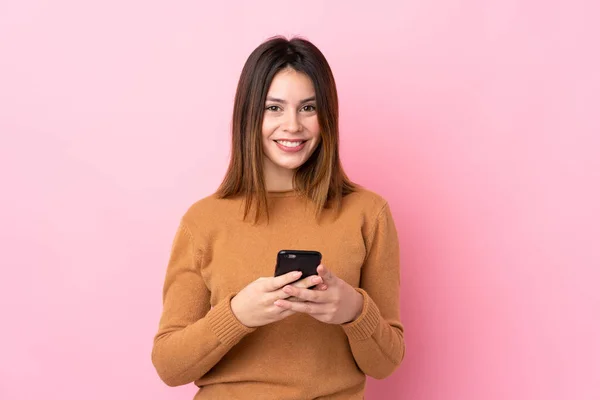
[1,1,599,399]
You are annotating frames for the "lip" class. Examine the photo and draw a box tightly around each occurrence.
[273,139,307,153]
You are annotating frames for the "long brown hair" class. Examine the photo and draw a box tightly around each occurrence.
[216,36,356,221]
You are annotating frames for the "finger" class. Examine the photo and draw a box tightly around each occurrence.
[273,309,296,322]
[274,299,327,315]
[267,287,312,304]
[267,287,294,303]
[314,283,328,291]
[317,265,336,285]
[278,309,296,319]
[291,275,322,289]
[268,271,302,291]
[270,304,296,317]
[283,285,325,303]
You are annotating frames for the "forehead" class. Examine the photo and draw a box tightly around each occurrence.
[267,68,315,98]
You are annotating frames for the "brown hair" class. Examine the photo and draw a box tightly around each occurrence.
[216,36,356,221]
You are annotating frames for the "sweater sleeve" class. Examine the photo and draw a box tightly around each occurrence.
[341,203,406,379]
[151,221,256,386]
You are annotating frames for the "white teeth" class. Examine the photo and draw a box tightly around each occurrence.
[276,140,303,148]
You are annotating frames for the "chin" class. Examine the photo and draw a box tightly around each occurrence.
[273,160,305,170]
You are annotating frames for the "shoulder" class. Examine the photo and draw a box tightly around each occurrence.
[342,186,389,216]
[342,188,398,244]
[179,192,242,231]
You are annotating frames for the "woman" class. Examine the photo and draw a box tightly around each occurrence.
[152,36,405,399]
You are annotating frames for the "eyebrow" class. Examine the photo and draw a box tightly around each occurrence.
[266,96,316,104]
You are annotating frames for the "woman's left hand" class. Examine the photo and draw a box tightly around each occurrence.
[274,265,364,324]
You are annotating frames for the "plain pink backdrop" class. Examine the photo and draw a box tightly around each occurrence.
[1,1,599,399]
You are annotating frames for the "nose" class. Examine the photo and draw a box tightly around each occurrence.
[282,110,302,133]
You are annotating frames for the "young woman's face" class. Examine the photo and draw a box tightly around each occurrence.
[262,68,321,175]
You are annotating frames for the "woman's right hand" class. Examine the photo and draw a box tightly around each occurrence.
[230,271,323,328]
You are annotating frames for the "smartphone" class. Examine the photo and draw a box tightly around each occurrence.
[274,250,322,281]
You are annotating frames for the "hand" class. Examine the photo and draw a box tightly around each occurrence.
[274,265,364,325]
[230,271,323,328]
[288,274,327,302]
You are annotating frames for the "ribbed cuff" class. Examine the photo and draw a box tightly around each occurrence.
[206,293,256,346]
[341,288,381,341]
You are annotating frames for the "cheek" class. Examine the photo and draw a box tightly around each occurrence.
[306,116,320,135]
[262,118,277,140]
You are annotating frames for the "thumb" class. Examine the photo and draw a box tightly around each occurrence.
[317,264,336,285]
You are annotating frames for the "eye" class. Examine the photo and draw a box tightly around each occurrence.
[301,105,316,112]
[265,105,282,112]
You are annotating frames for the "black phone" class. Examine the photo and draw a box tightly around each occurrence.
[274,250,322,281]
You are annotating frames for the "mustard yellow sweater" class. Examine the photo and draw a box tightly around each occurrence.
[152,189,405,399]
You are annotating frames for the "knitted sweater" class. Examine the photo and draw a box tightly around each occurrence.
[151,188,405,399]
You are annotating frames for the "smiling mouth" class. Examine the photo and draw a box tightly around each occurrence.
[273,139,308,153]
[273,139,308,148]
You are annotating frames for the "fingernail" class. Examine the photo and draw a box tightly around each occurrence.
[283,286,293,294]
[293,271,302,277]
[312,277,321,284]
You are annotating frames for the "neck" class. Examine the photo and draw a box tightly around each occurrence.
[263,160,296,192]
